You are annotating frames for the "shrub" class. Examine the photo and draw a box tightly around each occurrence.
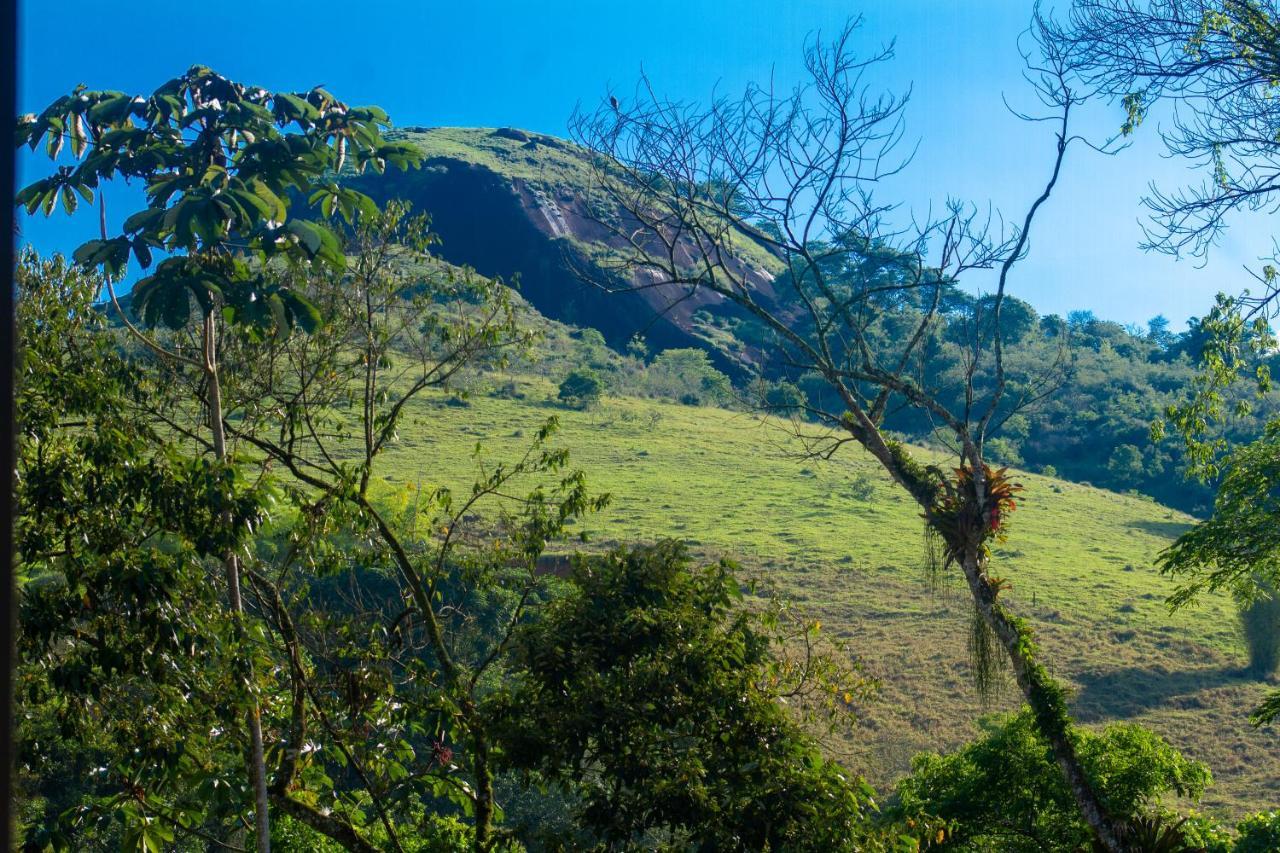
[643,347,732,405]
[894,709,1211,852]
[763,380,807,414]
[1234,811,1280,853]
[557,368,604,408]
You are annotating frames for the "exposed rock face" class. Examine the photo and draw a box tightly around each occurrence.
[345,127,787,375]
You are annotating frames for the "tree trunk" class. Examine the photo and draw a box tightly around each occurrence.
[205,312,273,853]
[471,733,495,852]
[958,547,1129,853]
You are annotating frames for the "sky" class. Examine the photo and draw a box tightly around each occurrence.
[15,0,1276,329]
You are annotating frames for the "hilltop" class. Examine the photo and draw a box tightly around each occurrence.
[345,126,784,377]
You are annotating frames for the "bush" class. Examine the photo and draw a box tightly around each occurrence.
[763,380,807,414]
[1235,811,1280,853]
[643,347,732,405]
[557,368,604,408]
[894,709,1211,852]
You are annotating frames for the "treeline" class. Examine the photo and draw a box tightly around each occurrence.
[624,267,1279,514]
[882,297,1279,515]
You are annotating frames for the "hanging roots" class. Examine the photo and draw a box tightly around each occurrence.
[922,523,946,594]
[968,604,1006,704]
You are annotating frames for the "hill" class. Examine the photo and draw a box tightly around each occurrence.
[368,372,1278,818]
[344,126,784,378]
[338,126,1280,515]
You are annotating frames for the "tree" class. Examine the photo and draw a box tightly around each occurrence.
[14,252,269,849]
[1159,420,1280,698]
[214,202,612,851]
[1147,314,1175,349]
[558,367,605,408]
[488,541,887,851]
[569,18,1137,851]
[16,67,421,850]
[644,347,732,405]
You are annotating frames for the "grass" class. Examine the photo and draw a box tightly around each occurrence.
[370,374,1279,819]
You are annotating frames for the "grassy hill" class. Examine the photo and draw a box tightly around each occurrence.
[368,374,1278,818]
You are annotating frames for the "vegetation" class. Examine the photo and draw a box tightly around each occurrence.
[357,127,1280,515]
[490,541,880,851]
[1047,0,1280,731]
[894,709,1211,852]
[17,69,421,850]
[557,367,604,408]
[12,4,1280,850]
[568,17,1155,849]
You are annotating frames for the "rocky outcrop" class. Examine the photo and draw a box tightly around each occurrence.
[345,127,787,376]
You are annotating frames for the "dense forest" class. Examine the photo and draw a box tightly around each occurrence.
[10,2,1280,852]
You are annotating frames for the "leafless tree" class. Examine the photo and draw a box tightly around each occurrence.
[569,18,1137,852]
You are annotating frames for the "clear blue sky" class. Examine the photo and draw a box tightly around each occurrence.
[16,0,1274,329]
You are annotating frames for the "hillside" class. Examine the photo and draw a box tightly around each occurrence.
[329,128,1279,812]
[366,373,1278,818]
[344,126,784,377]
[336,126,1279,516]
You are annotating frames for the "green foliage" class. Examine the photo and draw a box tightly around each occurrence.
[490,541,880,851]
[1159,423,1280,608]
[1095,814,1202,853]
[761,379,807,414]
[357,124,1280,513]
[644,347,732,406]
[17,65,421,335]
[1233,811,1280,853]
[1154,294,1275,483]
[14,252,271,847]
[894,709,1212,852]
[558,367,604,408]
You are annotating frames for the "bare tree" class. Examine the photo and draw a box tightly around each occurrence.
[1043,0,1280,318]
[569,18,1136,852]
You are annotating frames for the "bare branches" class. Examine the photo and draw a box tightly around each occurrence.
[1043,0,1280,271]
[568,18,1136,851]
[570,18,1094,480]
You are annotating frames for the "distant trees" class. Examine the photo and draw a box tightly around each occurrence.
[571,16,1139,851]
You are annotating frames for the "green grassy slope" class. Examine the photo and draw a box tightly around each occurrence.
[373,375,1278,818]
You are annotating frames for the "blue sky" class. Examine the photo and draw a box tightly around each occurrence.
[17,0,1274,329]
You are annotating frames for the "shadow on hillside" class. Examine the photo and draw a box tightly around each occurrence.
[1129,518,1193,538]
[1073,664,1246,721]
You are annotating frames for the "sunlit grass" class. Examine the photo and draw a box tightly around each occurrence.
[370,374,1278,817]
